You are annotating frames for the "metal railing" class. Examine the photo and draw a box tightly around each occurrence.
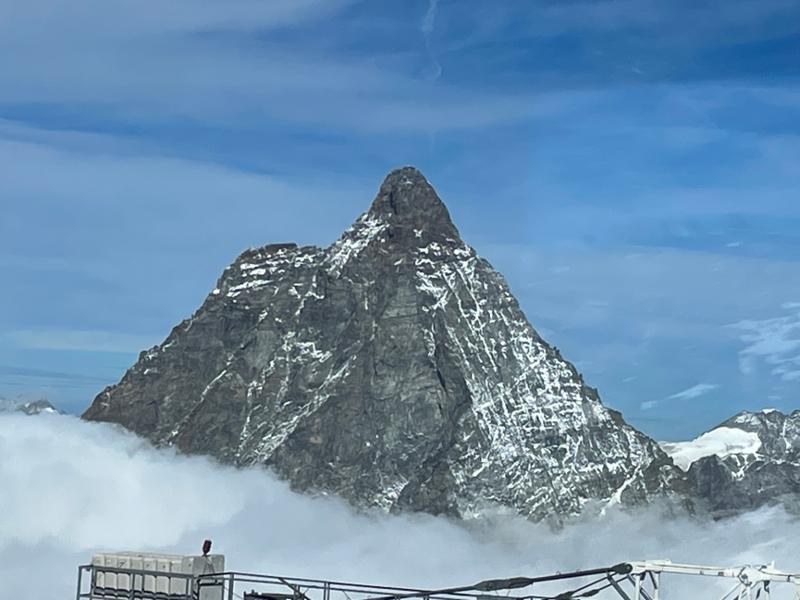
[191,571,535,600]
[77,560,800,600]
[76,565,557,600]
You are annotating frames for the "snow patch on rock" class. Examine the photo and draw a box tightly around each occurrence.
[662,427,762,471]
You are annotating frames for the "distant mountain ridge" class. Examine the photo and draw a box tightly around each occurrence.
[0,396,61,415]
[662,409,800,517]
[83,167,690,522]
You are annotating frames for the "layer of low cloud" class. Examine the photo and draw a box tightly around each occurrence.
[2,414,800,599]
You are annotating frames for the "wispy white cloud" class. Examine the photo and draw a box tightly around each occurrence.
[0,365,108,385]
[668,383,720,401]
[420,0,442,82]
[0,0,352,36]
[730,305,800,382]
[478,242,800,434]
[0,125,377,380]
[421,0,439,36]
[484,244,800,343]
[0,133,330,210]
[0,0,562,134]
[0,123,370,260]
[641,383,718,411]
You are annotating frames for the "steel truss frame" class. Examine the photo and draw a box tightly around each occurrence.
[76,560,800,600]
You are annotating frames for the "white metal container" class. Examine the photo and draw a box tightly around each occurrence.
[90,551,225,600]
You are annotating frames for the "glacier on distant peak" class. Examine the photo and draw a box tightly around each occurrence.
[661,427,762,471]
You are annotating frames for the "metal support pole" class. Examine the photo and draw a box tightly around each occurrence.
[607,575,632,600]
[76,566,84,600]
[627,574,653,600]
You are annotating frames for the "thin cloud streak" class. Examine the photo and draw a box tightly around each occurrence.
[640,384,718,412]
[668,383,720,401]
[7,329,161,354]
[0,365,109,384]
[421,0,442,82]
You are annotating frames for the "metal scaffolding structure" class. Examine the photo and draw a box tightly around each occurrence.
[76,559,800,600]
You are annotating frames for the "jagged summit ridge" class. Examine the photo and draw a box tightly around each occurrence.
[327,167,461,278]
[367,167,459,239]
[83,167,688,522]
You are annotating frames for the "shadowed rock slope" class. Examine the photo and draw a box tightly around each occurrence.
[84,167,688,522]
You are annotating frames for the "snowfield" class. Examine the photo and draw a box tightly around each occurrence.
[661,427,763,471]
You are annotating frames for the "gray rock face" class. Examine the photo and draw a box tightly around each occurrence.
[83,167,688,522]
[685,410,800,516]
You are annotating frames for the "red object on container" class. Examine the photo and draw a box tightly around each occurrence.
[202,539,212,556]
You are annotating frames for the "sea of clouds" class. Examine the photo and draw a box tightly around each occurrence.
[1,413,799,599]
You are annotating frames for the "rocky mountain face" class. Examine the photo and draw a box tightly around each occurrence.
[83,167,689,522]
[663,410,800,517]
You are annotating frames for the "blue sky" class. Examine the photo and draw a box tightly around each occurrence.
[1,0,799,440]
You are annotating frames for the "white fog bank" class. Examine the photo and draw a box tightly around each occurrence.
[1,413,798,599]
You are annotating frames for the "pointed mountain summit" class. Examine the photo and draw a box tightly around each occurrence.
[84,167,688,521]
[367,166,459,238]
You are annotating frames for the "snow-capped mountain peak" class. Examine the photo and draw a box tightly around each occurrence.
[0,396,61,415]
[665,409,800,516]
[83,167,690,522]
[661,427,762,471]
